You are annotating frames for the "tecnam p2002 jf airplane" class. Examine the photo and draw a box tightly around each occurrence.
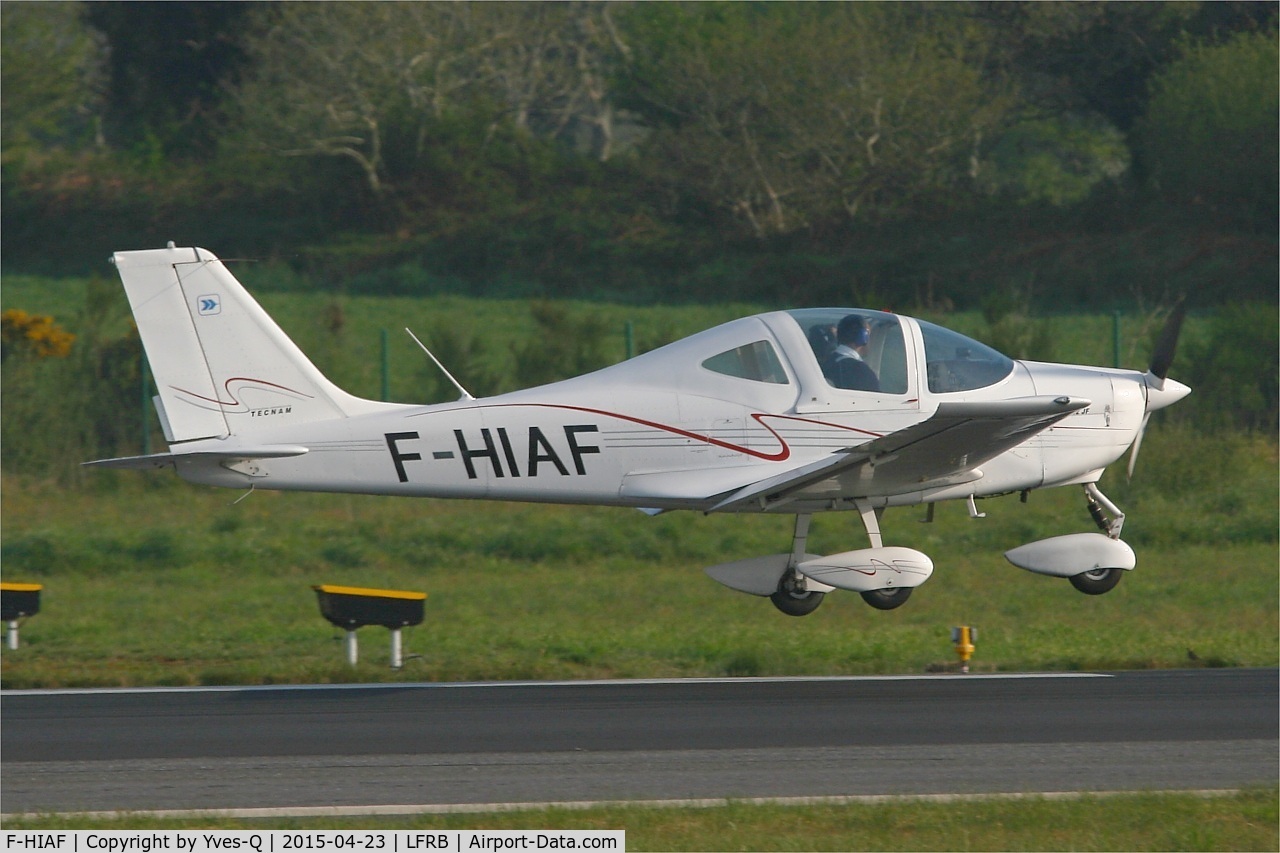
[89,245,1190,616]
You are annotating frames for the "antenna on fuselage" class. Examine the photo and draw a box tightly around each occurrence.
[404,327,475,402]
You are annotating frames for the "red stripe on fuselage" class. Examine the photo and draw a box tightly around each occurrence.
[483,403,881,463]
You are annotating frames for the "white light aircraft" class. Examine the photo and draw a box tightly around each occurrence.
[89,245,1190,615]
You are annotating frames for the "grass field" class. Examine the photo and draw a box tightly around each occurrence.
[1,421,1275,688]
[4,790,1278,850]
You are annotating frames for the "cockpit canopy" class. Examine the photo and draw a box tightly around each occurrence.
[593,307,1016,404]
[786,309,1013,394]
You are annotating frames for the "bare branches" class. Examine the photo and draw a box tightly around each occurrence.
[227,2,631,194]
[626,4,1012,236]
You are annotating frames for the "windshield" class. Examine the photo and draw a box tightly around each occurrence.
[917,319,1014,393]
[787,309,908,394]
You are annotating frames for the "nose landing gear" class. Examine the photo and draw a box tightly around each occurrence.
[1070,483,1129,595]
[1003,483,1135,595]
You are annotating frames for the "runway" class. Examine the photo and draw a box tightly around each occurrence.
[3,669,1276,816]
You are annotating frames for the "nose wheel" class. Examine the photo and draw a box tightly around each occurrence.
[860,586,913,610]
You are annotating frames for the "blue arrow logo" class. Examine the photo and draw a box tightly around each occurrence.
[197,295,221,315]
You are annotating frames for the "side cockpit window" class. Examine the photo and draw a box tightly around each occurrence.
[702,340,789,384]
[918,320,1014,393]
[790,309,908,395]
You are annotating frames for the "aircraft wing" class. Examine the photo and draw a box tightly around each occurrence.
[706,395,1088,513]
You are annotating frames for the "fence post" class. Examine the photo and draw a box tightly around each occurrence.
[1112,310,1122,368]
[381,329,390,401]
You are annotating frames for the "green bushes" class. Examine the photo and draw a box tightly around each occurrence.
[1180,302,1279,432]
[1,276,152,482]
[1115,424,1278,548]
[1134,30,1279,228]
[512,302,613,389]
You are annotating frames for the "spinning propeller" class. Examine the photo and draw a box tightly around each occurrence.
[1127,301,1191,478]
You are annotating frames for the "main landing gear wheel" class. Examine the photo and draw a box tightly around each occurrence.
[860,587,913,610]
[770,573,825,617]
[1069,567,1124,595]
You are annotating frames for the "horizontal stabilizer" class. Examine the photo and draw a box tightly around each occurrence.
[84,445,309,470]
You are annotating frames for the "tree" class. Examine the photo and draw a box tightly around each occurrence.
[1134,30,1278,226]
[973,2,1199,132]
[225,2,630,197]
[227,3,439,195]
[619,4,1012,237]
[474,3,632,162]
[1,2,106,163]
[84,1,257,157]
[1183,302,1279,432]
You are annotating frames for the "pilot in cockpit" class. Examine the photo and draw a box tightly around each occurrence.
[822,314,880,392]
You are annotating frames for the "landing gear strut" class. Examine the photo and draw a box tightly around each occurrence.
[759,509,931,615]
[852,498,913,610]
[1085,482,1125,538]
[769,514,826,616]
[1070,483,1129,595]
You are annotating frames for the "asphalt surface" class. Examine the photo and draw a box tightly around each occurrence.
[3,669,1276,815]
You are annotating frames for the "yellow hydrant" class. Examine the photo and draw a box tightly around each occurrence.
[951,625,976,673]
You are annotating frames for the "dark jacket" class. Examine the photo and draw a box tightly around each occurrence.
[823,349,880,392]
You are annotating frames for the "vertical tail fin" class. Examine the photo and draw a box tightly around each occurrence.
[113,246,383,443]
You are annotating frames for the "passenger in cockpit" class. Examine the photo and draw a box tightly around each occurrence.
[808,324,837,363]
[823,314,880,392]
